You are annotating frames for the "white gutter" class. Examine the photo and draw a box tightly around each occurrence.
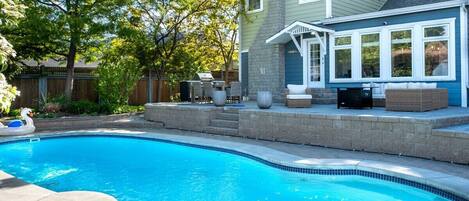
[323,0,465,25]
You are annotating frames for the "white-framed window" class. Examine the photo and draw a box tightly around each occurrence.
[329,18,456,83]
[390,29,413,78]
[246,0,263,13]
[299,0,320,4]
[423,24,450,77]
[361,33,380,78]
[333,36,352,79]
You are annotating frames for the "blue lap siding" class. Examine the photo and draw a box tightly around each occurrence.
[284,7,464,106]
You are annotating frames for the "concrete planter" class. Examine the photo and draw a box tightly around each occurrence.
[257,91,272,109]
[213,91,226,107]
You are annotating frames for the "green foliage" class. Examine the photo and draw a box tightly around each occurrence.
[0,0,25,74]
[67,100,100,115]
[7,108,21,118]
[0,73,20,114]
[99,104,144,114]
[95,39,142,105]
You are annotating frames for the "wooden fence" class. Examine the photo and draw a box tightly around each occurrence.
[12,70,238,108]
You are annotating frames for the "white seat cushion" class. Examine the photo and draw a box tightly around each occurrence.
[421,83,437,89]
[385,83,408,89]
[287,84,307,95]
[407,82,423,89]
[287,94,312,100]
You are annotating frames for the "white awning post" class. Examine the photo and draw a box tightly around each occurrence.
[289,33,303,57]
[312,31,327,56]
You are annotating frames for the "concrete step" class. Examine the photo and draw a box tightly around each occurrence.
[215,112,239,121]
[223,108,240,114]
[204,126,238,136]
[210,119,239,129]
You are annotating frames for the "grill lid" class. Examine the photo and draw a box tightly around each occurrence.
[196,73,214,81]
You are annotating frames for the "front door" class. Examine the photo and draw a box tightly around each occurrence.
[304,40,325,88]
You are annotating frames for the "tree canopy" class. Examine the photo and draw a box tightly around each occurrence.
[2,0,243,103]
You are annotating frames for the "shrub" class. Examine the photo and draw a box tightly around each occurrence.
[95,39,142,105]
[0,73,20,114]
[99,104,144,114]
[67,100,100,115]
[42,102,62,113]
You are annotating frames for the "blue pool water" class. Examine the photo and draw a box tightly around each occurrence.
[0,135,451,201]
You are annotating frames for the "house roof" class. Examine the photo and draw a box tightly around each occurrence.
[380,0,453,10]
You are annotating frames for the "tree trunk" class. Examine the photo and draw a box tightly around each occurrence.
[224,63,232,83]
[157,79,163,102]
[64,40,77,101]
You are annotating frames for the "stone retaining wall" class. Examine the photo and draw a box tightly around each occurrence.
[143,104,469,164]
[144,104,223,132]
[34,113,163,131]
[238,110,469,164]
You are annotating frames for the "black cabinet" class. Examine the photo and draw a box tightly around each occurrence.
[337,87,373,109]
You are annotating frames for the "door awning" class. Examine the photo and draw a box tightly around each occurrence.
[266,21,334,57]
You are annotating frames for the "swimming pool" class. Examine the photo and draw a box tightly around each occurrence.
[0,135,458,201]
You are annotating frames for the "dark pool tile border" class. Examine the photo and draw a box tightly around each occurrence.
[1,133,467,201]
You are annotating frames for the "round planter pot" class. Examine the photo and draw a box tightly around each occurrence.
[257,91,272,109]
[213,91,226,107]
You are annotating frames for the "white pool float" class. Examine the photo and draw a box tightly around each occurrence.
[0,108,35,136]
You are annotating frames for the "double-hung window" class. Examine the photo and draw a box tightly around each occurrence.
[334,36,352,79]
[423,25,449,77]
[247,0,262,13]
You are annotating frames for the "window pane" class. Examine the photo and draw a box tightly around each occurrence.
[391,30,412,77]
[335,36,351,46]
[248,0,261,11]
[310,44,321,82]
[335,49,352,79]
[424,26,448,38]
[361,33,380,78]
[425,40,448,76]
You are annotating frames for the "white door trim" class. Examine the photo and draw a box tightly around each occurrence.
[302,38,325,88]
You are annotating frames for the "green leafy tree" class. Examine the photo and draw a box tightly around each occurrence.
[200,0,244,82]
[119,0,214,102]
[5,0,128,100]
[95,39,142,105]
[0,0,26,75]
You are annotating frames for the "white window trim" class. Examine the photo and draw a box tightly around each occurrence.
[329,18,456,83]
[389,28,414,79]
[299,0,320,5]
[421,24,454,80]
[359,32,382,80]
[246,0,263,14]
[330,35,353,81]
[302,38,325,88]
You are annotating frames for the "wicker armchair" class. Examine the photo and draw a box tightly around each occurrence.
[285,85,312,108]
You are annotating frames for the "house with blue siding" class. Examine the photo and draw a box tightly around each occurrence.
[240,0,469,106]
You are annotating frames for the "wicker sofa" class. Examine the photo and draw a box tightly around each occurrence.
[285,84,312,108]
[385,83,448,112]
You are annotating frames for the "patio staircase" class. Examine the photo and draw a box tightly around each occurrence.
[204,108,239,136]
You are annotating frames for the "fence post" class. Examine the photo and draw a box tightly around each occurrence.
[147,70,153,103]
[38,76,47,107]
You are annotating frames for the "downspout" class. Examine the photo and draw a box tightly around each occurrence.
[460,2,468,107]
